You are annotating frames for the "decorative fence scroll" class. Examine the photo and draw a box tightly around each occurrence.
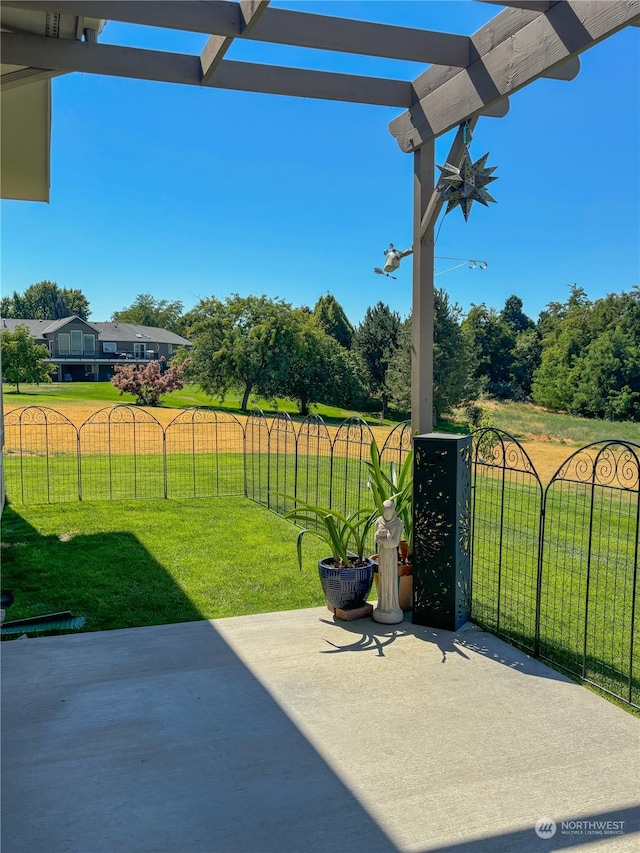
[539,441,640,708]
[470,430,640,711]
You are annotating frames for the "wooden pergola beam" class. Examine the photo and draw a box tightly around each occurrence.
[1,0,472,67]
[476,0,554,11]
[200,0,270,85]
[0,32,413,107]
[251,7,471,66]
[392,0,640,151]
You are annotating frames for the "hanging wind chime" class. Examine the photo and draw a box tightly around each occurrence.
[437,121,498,222]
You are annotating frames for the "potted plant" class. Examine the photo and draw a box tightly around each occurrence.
[363,441,414,610]
[282,498,377,611]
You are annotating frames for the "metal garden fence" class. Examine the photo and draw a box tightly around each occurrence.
[470,428,639,711]
[3,406,638,709]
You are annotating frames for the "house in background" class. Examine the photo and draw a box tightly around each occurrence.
[2,316,191,382]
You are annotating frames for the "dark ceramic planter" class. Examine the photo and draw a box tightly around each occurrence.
[318,557,375,611]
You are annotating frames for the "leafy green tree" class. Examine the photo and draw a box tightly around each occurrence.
[532,286,593,411]
[312,294,354,349]
[570,327,640,420]
[353,302,401,416]
[509,328,542,399]
[281,313,367,415]
[385,290,475,418]
[500,294,534,335]
[461,304,515,398]
[532,286,640,420]
[1,281,90,320]
[183,294,298,411]
[1,325,57,392]
[111,294,184,332]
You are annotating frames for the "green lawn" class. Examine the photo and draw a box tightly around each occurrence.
[456,400,640,446]
[1,498,330,633]
[2,382,404,426]
[471,472,639,708]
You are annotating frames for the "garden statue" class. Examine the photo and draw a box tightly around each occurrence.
[373,499,404,624]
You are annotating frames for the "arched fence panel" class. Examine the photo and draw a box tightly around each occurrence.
[295,414,332,515]
[330,418,376,518]
[79,406,165,501]
[539,441,640,707]
[3,407,80,504]
[330,418,376,553]
[245,408,269,507]
[268,413,297,515]
[379,421,412,470]
[470,428,543,655]
[165,408,245,499]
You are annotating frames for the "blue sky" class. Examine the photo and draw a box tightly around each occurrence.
[1,0,638,327]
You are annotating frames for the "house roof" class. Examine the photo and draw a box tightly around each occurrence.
[1,317,191,346]
[91,322,191,346]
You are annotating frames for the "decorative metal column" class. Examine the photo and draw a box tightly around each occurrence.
[412,432,472,631]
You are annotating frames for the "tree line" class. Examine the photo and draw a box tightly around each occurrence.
[2,280,638,422]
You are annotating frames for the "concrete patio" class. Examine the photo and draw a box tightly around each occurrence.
[2,607,638,853]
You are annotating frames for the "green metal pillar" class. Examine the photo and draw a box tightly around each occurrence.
[412,432,472,630]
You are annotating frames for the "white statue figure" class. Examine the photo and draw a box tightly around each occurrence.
[373,499,404,624]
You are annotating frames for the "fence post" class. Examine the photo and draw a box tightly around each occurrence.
[163,430,168,500]
[412,432,472,630]
[77,429,82,501]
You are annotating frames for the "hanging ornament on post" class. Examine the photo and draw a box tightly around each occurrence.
[437,121,498,222]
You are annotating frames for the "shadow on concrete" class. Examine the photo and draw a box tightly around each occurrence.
[2,506,636,853]
[318,614,570,682]
[2,507,395,852]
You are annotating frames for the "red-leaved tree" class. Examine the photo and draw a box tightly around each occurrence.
[110,359,189,406]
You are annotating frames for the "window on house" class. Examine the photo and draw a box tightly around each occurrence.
[134,343,146,358]
[167,344,173,355]
[84,334,95,355]
[58,333,70,355]
[102,342,117,353]
[71,331,83,355]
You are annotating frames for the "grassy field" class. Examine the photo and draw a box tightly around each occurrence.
[471,473,639,709]
[6,383,639,489]
[3,477,637,710]
[2,382,403,426]
[1,498,329,632]
[457,399,640,446]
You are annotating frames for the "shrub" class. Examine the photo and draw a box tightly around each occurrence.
[110,358,189,406]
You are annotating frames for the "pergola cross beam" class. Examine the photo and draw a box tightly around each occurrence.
[1,0,475,67]
[0,32,415,107]
[392,0,639,151]
[1,0,637,436]
[200,0,270,85]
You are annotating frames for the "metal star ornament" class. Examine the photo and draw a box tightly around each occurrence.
[437,150,498,221]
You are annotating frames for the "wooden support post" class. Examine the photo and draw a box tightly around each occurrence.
[411,141,435,436]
